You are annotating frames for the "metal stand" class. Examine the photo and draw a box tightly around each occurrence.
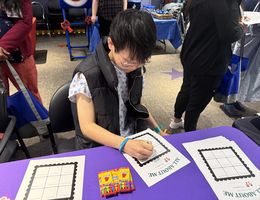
[59,0,92,61]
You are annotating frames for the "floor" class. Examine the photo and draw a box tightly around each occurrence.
[9,34,260,161]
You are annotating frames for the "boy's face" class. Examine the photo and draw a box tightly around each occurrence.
[108,37,144,73]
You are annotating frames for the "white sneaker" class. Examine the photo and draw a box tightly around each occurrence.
[169,118,184,129]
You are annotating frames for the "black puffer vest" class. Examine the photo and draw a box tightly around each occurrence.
[71,38,149,148]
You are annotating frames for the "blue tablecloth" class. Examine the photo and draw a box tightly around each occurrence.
[89,18,182,52]
[153,18,182,49]
[89,24,100,52]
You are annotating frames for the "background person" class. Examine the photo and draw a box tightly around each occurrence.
[0,0,41,102]
[168,0,244,132]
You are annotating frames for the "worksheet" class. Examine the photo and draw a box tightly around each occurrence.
[183,137,260,200]
[123,129,190,187]
[243,11,260,25]
[15,156,85,200]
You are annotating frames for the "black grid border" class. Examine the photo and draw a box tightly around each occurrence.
[24,162,78,200]
[131,132,170,167]
[198,147,255,181]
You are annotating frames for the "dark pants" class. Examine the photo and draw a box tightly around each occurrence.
[98,16,112,37]
[174,70,223,132]
[127,2,141,10]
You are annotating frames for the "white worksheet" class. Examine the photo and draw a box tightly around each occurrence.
[15,156,85,200]
[183,137,260,200]
[123,128,190,187]
[243,11,260,25]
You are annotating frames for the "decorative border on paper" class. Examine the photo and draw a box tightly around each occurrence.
[199,147,255,181]
[131,132,170,167]
[24,162,78,200]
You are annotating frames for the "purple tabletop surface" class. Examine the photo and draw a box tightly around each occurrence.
[0,126,259,200]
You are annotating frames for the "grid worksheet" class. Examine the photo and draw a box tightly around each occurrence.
[199,147,254,181]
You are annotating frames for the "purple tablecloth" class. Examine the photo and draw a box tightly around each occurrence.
[0,126,259,199]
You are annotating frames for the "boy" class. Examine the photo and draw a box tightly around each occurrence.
[69,9,166,160]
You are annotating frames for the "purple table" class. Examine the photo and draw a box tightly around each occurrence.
[0,126,259,199]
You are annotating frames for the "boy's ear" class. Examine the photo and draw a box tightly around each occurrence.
[107,37,114,51]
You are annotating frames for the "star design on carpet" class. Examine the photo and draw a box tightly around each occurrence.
[162,68,183,80]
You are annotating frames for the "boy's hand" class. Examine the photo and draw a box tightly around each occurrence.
[123,139,153,160]
[159,129,170,136]
[91,15,97,24]
[0,47,9,61]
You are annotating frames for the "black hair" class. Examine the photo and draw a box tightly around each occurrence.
[109,9,156,64]
[0,0,22,13]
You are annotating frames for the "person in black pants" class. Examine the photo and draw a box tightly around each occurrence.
[168,0,244,132]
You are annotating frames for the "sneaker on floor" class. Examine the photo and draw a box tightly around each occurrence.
[169,118,184,129]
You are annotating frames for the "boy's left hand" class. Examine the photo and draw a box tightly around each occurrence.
[159,129,169,136]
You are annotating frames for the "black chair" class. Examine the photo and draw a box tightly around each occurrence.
[47,81,76,154]
[0,116,17,163]
[233,116,260,146]
[32,1,51,36]
[0,81,30,161]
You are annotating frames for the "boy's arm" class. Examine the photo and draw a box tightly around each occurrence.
[123,0,128,10]
[146,112,168,136]
[91,0,99,24]
[76,93,153,160]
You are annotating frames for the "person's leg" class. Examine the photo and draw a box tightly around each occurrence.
[184,74,222,131]
[3,56,42,102]
[168,69,191,130]
[98,16,112,37]
[135,3,141,10]
[174,69,191,120]
[127,2,134,9]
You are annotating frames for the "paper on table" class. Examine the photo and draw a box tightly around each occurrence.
[15,156,85,200]
[183,137,260,200]
[243,11,260,25]
[123,128,190,187]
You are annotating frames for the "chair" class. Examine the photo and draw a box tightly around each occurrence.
[0,81,30,162]
[47,81,76,154]
[32,1,51,36]
[0,116,17,163]
[233,116,260,146]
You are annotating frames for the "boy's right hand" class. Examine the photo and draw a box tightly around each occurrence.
[123,139,153,160]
